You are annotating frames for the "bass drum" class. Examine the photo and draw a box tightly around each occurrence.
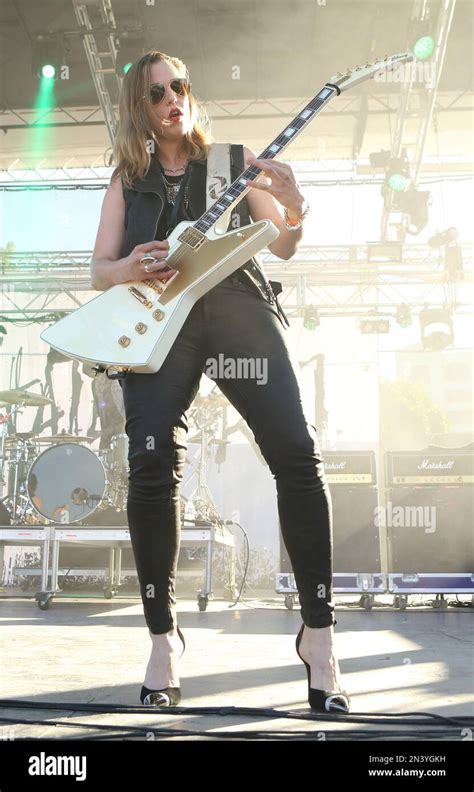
[27,443,107,524]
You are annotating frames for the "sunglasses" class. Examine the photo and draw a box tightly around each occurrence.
[145,78,191,106]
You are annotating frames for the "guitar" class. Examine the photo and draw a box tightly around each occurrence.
[41,52,413,375]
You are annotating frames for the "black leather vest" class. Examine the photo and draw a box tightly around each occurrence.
[119,144,288,322]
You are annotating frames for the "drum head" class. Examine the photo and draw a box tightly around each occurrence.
[27,443,106,523]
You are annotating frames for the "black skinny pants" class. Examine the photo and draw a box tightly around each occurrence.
[119,274,336,633]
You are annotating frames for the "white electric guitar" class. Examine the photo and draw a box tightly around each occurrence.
[41,52,413,375]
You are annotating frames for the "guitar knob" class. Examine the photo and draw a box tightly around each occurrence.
[118,336,131,348]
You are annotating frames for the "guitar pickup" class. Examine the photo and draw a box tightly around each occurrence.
[128,286,153,308]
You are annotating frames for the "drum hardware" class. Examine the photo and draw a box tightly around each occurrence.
[185,388,229,524]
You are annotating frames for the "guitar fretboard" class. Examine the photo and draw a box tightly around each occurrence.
[193,84,337,234]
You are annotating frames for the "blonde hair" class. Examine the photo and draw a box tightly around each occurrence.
[112,50,211,189]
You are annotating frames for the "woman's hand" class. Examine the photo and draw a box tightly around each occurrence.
[245,157,305,220]
[121,240,178,283]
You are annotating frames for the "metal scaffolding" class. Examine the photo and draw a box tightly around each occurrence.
[0,244,471,321]
[71,0,122,144]
[380,0,458,241]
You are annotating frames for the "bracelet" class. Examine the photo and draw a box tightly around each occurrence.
[284,200,309,231]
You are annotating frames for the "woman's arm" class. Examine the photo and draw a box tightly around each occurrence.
[91,177,173,290]
[242,146,306,261]
[91,177,130,290]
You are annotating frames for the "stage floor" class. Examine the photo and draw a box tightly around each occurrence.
[0,595,473,740]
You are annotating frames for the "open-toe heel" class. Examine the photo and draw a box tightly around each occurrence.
[295,623,350,713]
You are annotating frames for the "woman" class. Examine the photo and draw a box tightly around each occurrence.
[91,50,349,712]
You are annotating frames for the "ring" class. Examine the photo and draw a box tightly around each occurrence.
[140,255,157,273]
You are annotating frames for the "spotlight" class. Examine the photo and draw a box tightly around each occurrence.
[303,306,320,331]
[396,304,412,328]
[371,149,411,195]
[410,19,436,61]
[419,306,454,350]
[396,187,430,235]
[32,35,63,80]
[386,151,410,193]
[428,227,459,248]
[369,150,391,168]
[359,318,390,334]
[115,31,145,76]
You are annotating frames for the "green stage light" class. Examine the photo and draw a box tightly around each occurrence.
[413,35,435,60]
[388,173,409,192]
[41,64,56,79]
[303,306,320,331]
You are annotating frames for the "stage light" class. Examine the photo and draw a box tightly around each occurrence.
[369,150,391,168]
[428,227,459,248]
[359,318,390,334]
[396,187,430,235]
[41,64,56,79]
[32,35,63,80]
[115,31,145,77]
[303,306,320,331]
[396,304,412,328]
[410,19,436,61]
[386,151,410,192]
[419,306,454,350]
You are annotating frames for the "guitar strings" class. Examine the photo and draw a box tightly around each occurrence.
[145,86,336,285]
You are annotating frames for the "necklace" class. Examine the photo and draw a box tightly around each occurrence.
[160,160,188,173]
[160,169,190,208]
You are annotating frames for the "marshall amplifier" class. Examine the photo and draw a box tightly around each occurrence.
[385,447,473,575]
[278,451,383,596]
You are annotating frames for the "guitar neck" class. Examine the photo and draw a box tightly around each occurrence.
[194,83,340,234]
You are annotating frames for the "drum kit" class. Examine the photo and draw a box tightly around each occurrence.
[0,384,231,527]
[0,387,129,526]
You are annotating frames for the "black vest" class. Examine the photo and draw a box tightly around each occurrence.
[119,144,286,314]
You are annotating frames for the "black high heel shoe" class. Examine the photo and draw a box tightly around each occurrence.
[140,626,186,707]
[295,623,350,713]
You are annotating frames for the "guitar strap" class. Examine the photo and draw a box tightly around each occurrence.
[206,143,232,210]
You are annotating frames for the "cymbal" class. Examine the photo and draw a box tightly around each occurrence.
[4,432,37,444]
[0,389,53,406]
[38,433,95,443]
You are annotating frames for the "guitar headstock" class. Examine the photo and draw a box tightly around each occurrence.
[329,52,415,92]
